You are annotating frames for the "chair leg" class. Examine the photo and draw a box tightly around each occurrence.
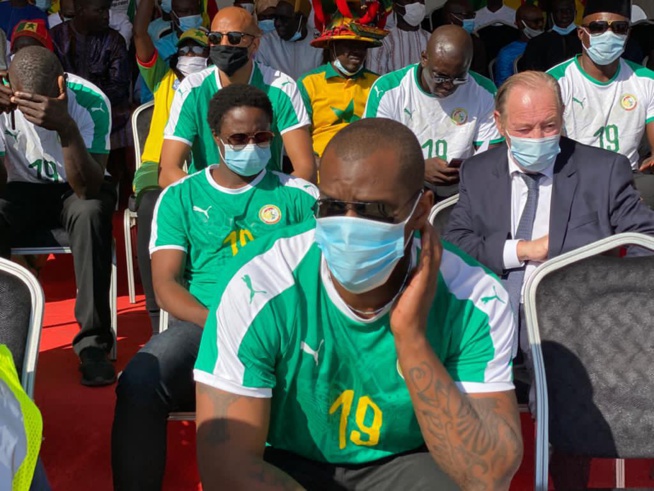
[159,309,169,333]
[110,242,118,361]
[615,458,625,488]
[123,209,136,304]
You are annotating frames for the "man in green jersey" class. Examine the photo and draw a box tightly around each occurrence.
[159,6,316,186]
[194,118,523,489]
[111,84,318,490]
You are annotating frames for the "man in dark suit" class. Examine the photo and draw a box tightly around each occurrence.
[444,70,654,328]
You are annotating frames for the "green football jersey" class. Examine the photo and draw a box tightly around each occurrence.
[150,167,318,308]
[163,63,311,174]
[194,220,515,464]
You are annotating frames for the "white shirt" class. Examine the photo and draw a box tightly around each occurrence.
[366,27,430,76]
[474,4,517,30]
[502,152,553,301]
[255,30,322,81]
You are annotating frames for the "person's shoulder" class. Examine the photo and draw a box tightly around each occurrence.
[468,70,497,95]
[546,56,576,79]
[623,59,654,83]
[371,64,416,91]
[462,144,507,172]
[176,65,216,94]
[297,63,329,84]
[269,171,319,199]
[66,73,111,111]
[564,137,624,169]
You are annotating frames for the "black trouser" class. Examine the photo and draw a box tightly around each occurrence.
[263,446,460,490]
[135,188,162,333]
[0,181,116,355]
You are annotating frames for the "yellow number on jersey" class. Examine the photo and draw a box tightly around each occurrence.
[329,390,383,450]
[223,229,254,256]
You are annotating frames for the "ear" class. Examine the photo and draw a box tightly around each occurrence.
[420,50,427,67]
[493,110,505,137]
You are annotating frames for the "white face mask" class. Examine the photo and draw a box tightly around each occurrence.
[521,21,544,39]
[176,56,208,77]
[402,2,426,27]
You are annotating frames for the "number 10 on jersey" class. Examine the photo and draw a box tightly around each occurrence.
[329,390,383,450]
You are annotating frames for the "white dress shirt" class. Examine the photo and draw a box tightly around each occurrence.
[502,151,554,301]
[255,30,322,81]
[474,5,517,29]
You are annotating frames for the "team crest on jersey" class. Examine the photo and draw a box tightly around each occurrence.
[259,205,281,224]
[621,94,638,111]
[450,108,468,125]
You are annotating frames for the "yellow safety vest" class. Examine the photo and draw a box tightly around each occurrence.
[0,345,43,491]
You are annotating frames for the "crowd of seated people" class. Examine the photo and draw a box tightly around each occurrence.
[2,0,654,488]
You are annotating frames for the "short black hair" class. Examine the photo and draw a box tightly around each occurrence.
[207,84,274,134]
[324,118,425,193]
[8,46,63,96]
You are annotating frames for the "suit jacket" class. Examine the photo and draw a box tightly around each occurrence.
[444,137,654,276]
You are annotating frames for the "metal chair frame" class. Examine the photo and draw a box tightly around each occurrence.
[0,257,45,399]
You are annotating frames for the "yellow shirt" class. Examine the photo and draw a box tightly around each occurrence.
[298,63,379,157]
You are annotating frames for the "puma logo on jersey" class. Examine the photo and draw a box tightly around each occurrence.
[572,97,585,109]
[404,108,414,120]
[373,85,382,98]
[300,340,324,366]
[192,205,212,220]
[90,106,105,113]
[242,275,267,303]
[481,285,506,305]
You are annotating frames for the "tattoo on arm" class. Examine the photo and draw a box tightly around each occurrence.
[407,362,522,490]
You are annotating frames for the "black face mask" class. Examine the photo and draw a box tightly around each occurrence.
[209,45,250,76]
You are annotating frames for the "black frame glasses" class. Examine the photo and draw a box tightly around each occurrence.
[315,191,423,224]
[208,31,256,46]
[582,20,630,36]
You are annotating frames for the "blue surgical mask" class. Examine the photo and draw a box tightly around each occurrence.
[333,58,363,77]
[35,0,51,11]
[462,18,475,34]
[508,133,561,172]
[161,0,172,13]
[258,19,275,33]
[314,197,420,294]
[176,14,203,32]
[219,142,271,176]
[551,22,577,35]
[584,29,627,65]
[288,25,303,42]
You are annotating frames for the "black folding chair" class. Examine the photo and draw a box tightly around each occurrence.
[524,233,654,490]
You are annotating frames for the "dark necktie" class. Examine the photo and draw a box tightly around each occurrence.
[503,172,543,327]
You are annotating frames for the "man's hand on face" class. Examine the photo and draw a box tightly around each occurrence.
[0,72,14,114]
[390,221,442,342]
[517,234,549,263]
[424,156,460,186]
[11,76,73,133]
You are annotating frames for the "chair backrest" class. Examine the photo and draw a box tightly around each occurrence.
[428,194,459,235]
[513,53,523,75]
[524,233,654,489]
[131,100,155,171]
[488,58,496,83]
[0,258,45,398]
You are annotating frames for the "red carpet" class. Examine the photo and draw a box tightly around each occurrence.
[30,212,654,490]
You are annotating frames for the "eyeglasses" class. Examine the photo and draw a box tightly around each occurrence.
[315,191,423,224]
[582,20,630,36]
[221,131,275,149]
[178,45,206,55]
[207,31,256,46]
[431,74,468,86]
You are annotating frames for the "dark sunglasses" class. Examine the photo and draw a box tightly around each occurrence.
[431,73,468,86]
[207,31,256,46]
[222,131,275,149]
[178,45,206,55]
[315,191,422,224]
[583,20,630,36]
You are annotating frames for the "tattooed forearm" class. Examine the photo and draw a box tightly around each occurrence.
[403,357,523,491]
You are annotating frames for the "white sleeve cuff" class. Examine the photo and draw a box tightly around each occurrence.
[193,370,273,398]
[503,240,524,270]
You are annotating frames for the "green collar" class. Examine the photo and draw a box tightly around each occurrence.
[574,54,621,86]
[325,62,367,80]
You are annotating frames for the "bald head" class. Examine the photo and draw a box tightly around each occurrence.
[321,119,424,200]
[211,6,261,36]
[426,25,473,67]
[444,0,473,15]
[517,4,542,20]
[8,46,63,97]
